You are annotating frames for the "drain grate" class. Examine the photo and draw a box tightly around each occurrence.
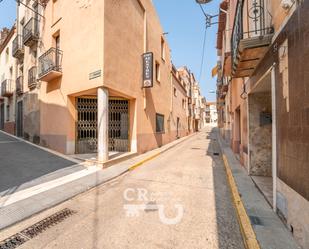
[249,215,263,226]
[0,208,76,249]
[20,208,76,239]
[0,234,28,249]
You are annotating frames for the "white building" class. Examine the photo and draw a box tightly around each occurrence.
[0,26,17,134]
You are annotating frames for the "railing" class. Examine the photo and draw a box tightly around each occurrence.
[12,35,24,58]
[16,76,23,95]
[23,17,39,45]
[231,0,274,69]
[38,48,63,78]
[1,79,13,97]
[28,66,37,89]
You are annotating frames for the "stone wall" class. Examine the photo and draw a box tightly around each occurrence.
[277,179,309,249]
[23,92,40,144]
[248,92,272,176]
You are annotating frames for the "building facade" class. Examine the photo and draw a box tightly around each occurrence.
[0,0,207,163]
[178,66,206,132]
[0,26,17,135]
[216,0,309,247]
[205,101,217,125]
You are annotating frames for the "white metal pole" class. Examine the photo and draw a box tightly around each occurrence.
[97,87,109,162]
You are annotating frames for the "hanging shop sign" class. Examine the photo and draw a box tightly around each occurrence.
[142,52,153,88]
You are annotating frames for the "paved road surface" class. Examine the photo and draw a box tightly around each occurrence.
[0,131,82,195]
[9,128,244,249]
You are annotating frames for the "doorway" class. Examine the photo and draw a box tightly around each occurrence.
[16,101,23,137]
[75,97,129,154]
[176,117,180,138]
[0,103,4,130]
[109,99,129,152]
[248,73,273,205]
[234,107,241,154]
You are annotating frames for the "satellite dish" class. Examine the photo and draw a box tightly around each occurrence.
[196,0,213,4]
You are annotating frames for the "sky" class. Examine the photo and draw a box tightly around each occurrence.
[0,0,220,101]
[0,0,16,30]
[153,0,220,101]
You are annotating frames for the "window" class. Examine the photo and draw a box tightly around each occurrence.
[156,113,164,133]
[173,87,177,97]
[161,37,165,61]
[5,48,9,63]
[9,67,13,78]
[155,62,160,82]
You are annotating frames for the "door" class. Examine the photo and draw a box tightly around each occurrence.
[0,103,4,130]
[76,97,98,154]
[176,117,180,138]
[76,97,130,154]
[16,101,23,137]
[109,99,129,152]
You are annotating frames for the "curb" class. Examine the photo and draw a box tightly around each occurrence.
[128,131,199,171]
[129,152,161,170]
[222,154,260,249]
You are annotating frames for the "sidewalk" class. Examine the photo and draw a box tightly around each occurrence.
[0,132,198,231]
[217,131,301,249]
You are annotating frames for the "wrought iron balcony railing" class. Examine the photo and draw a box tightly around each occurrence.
[16,76,24,95]
[231,0,274,77]
[28,66,37,89]
[23,17,39,47]
[12,35,24,59]
[1,79,14,97]
[38,48,63,81]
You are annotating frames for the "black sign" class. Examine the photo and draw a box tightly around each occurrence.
[142,52,153,88]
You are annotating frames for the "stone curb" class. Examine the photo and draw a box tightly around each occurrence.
[222,154,261,249]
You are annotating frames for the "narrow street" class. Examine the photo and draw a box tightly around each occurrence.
[3,128,244,249]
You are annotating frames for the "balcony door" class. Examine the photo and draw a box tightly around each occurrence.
[55,35,60,70]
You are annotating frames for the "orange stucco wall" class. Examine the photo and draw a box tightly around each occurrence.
[20,0,190,154]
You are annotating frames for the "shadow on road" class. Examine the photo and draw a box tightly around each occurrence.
[0,131,80,196]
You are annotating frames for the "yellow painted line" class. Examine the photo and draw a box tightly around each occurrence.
[222,154,261,249]
[129,152,161,171]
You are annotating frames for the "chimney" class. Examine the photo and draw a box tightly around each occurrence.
[0,28,10,46]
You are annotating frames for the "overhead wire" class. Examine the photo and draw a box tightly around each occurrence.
[198,25,207,83]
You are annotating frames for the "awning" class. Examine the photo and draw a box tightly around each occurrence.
[212,65,218,77]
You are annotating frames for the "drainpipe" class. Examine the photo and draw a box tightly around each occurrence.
[271,63,277,212]
[14,2,20,135]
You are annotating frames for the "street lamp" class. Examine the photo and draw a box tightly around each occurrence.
[195,0,213,3]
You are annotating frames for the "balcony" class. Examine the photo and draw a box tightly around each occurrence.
[12,35,24,60]
[1,79,14,97]
[16,76,24,95]
[23,17,39,47]
[28,66,37,89]
[232,0,274,78]
[38,48,63,81]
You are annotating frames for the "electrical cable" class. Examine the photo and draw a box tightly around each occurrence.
[198,25,207,83]
[199,3,207,18]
